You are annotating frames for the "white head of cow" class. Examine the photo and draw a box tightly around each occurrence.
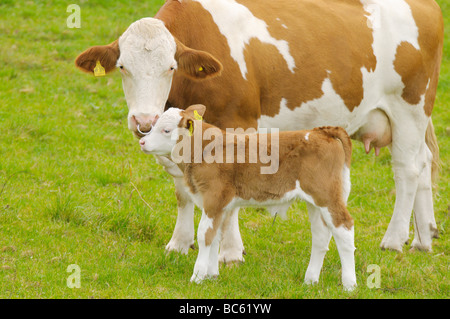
[75,18,223,138]
[118,18,176,135]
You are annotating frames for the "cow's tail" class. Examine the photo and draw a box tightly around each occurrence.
[426,118,440,185]
[316,126,352,168]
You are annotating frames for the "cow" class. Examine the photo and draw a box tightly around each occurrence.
[75,0,444,259]
[139,104,357,290]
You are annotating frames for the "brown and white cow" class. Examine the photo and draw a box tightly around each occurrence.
[75,0,443,257]
[139,104,356,290]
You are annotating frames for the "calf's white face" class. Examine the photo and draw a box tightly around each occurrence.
[140,108,183,156]
[118,18,177,136]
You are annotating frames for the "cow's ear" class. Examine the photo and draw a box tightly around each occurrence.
[175,39,223,81]
[75,40,120,75]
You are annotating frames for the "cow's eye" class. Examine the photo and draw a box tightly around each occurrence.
[163,129,171,134]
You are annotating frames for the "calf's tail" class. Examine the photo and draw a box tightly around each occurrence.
[315,126,352,168]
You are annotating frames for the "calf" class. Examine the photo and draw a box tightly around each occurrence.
[140,104,356,290]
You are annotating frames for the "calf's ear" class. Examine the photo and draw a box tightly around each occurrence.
[184,104,206,118]
[75,40,120,75]
[175,39,223,81]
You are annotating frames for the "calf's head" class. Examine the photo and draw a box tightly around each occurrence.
[139,104,206,156]
[75,18,222,138]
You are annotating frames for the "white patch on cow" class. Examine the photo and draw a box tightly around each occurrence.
[361,0,420,96]
[281,24,288,29]
[305,132,310,141]
[193,0,296,79]
[258,78,354,133]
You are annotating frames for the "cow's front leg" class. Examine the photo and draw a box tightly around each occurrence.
[219,207,245,264]
[165,176,195,254]
[154,155,196,254]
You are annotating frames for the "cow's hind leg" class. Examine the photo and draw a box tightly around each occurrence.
[411,142,438,251]
[380,115,435,252]
[304,203,332,286]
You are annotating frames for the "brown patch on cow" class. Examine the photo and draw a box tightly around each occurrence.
[394,41,429,106]
[239,0,377,115]
[75,40,120,74]
[399,0,444,116]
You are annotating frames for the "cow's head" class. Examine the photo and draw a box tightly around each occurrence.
[75,18,222,138]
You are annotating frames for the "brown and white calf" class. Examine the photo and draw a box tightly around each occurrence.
[140,104,356,290]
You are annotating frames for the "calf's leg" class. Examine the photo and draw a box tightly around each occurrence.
[320,206,356,291]
[304,203,332,285]
[191,209,226,283]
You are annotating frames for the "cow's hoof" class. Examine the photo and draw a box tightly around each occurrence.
[410,241,432,252]
[165,240,194,255]
[380,239,404,252]
[219,248,245,265]
[190,273,206,284]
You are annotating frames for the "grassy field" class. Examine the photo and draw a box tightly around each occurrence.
[0,0,448,299]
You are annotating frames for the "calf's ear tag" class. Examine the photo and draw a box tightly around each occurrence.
[188,121,194,136]
[94,60,106,77]
[193,110,203,121]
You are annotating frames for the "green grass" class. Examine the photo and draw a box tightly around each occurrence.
[0,0,448,299]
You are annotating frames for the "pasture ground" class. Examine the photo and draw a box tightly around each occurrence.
[0,0,448,298]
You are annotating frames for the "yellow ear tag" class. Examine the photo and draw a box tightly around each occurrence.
[188,121,194,136]
[198,66,203,72]
[193,110,203,121]
[94,60,106,77]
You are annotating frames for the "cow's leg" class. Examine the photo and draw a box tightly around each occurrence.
[219,207,245,264]
[153,155,195,254]
[380,117,433,252]
[191,208,225,283]
[411,143,437,251]
[165,176,195,254]
[304,203,332,286]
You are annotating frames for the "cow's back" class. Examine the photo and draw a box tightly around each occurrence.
[158,0,443,132]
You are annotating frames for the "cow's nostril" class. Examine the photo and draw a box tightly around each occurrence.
[133,115,156,135]
[139,139,145,146]
[137,124,151,136]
